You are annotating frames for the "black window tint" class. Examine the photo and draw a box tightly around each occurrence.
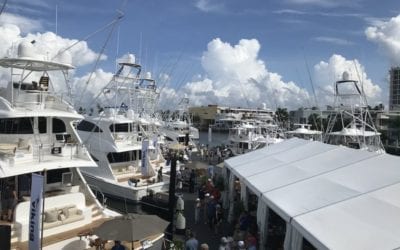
[109,123,131,132]
[53,118,66,133]
[38,117,46,134]
[46,168,70,184]
[107,150,141,163]
[77,120,103,132]
[0,118,33,134]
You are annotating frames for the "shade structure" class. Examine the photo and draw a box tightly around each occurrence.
[94,214,169,242]
[225,138,400,250]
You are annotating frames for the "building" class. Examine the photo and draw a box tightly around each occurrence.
[389,67,400,111]
[189,105,275,131]
[189,105,219,130]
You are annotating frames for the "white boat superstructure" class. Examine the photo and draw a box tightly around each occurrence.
[286,124,322,141]
[162,97,199,151]
[228,119,284,155]
[324,71,385,153]
[0,41,118,249]
[78,55,169,203]
[211,111,243,131]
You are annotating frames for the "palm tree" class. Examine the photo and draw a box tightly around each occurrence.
[275,107,289,129]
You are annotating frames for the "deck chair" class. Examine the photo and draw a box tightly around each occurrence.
[39,76,49,91]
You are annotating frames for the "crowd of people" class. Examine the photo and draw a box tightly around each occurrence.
[199,144,233,164]
[183,173,259,250]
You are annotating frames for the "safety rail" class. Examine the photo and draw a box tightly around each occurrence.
[87,183,107,207]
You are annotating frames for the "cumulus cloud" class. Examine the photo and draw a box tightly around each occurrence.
[195,0,225,13]
[365,14,400,65]
[159,39,382,110]
[72,69,113,109]
[313,54,382,106]
[285,0,361,8]
[159,38,310,109]
[0,13,42,33]
[313,36,354,46]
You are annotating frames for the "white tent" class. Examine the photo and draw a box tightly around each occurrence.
[225,138,400,250]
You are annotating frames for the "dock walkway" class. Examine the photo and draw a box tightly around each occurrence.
[176,153,235,249]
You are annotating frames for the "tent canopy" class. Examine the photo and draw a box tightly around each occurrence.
[225,138,400,250]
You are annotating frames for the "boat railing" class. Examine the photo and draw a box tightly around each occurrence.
[86,183,107,207]
[12,88,74,112]
[113,132,142,146]
[31,142,88,162]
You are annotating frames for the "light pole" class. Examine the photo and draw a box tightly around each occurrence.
[166,152,177,241]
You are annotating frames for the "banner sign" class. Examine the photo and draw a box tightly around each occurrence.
[141,139,149,176]
[29,173,44,250]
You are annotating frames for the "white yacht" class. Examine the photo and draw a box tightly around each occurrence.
[78,55,169,203]
[161,97,199,151]
[0,41,118,249]
[324,71,385,153]
[228,119,284,155]
[286,123,322,141]
[211,110,242,132]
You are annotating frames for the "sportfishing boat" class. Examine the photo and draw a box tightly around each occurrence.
[211,110,242,132]
[77,54,169,203]
[161,97,199,151]
[286,123,322,141]
[0,41,119,249]
[324,71,385,153]
[228,119,284,155]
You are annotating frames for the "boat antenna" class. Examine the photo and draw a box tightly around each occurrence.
[304,52,324,135]
[0,0,7,16]
[353,60,368,106]
[139,32,143,64]
[52,11,124,61]
[55,4,58,35]
[115,24,121,72]
[75,11,124,108]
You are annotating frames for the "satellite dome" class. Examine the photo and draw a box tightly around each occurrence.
[117,53,136,65]
[18,41,36,58]
[145,72,152,79]
[126,109,135,119]
[342,71,350,81]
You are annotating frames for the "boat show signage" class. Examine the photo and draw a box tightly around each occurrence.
[141,139,149,176]
[29,173,44,250]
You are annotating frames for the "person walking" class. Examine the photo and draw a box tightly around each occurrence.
[200,243,209,250]
[189,169,196,193]
[206,196,216,229]
[214,204,223,234]
[111,240,125,250]
[195,198,201,224]
[157,167,163,182]
[1,180,17,222]
[185,231,199,250]
[218,237,229,250]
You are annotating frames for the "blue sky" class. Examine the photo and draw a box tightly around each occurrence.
[1,0,399,109]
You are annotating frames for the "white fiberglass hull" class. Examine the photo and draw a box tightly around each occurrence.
[82,173,170,203]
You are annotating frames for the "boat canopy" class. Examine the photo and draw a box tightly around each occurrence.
[0,58,74,71]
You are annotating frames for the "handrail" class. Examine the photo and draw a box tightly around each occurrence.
[87,183,107,207]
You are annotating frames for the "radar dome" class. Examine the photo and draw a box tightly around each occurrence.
[117,53,136,64]
[342,71,350,81]
[126,109,135,119]
[261,102,267,110]
[18,41,36,58]
[145,72,152,79]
